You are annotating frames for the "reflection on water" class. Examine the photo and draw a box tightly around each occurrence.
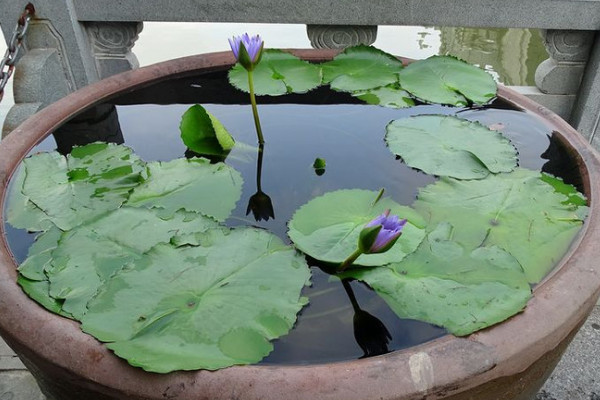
[438,27,548,86]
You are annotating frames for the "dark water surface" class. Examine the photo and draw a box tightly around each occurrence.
[2,69,579,365]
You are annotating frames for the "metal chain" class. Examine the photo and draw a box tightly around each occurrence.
[0,3,35,103]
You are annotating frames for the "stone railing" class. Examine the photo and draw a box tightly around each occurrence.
[2,0,600,150]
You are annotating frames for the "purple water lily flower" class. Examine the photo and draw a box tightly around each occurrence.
[364,210,407,253]
[228,33,264,70]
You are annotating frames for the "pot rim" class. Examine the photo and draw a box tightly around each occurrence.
[0,49,599,400]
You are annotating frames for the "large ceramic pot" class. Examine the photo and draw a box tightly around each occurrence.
[0,50,599,400]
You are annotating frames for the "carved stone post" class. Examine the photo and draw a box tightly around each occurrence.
[570,31,600,149]
[0,0,143,138]
[535,30,594,96]
[84,22,143,79]
[306,25,377,49]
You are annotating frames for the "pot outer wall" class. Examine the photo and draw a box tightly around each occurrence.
[0,50,599,400]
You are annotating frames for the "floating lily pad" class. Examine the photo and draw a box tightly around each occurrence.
[5,165,54,232]
[228,49,322,96]
[398,56,497,106]
[46,208,218,319]
[81,227,311,372]
[7,143,144,232]
[385,115,517,179]
[180,104,235,156]
[541,173,588,207]
[345,223,531,336]
[16,227,65,315]
[126,158,243,221]
[321,45,404,92]
[288,189,426,266]
[414,168,587,283]
[353,84,415,108]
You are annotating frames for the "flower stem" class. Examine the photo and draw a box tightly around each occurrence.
[247,70,265,145]
[338,248,364,272]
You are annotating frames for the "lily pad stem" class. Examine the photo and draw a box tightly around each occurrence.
[339,248,364,272]
[247,70,265,145]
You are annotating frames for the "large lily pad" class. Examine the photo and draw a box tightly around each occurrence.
[228,49,322,96]
[321,45,404,92]
[46,208,218,319]
[7,143,144,231]
[385,115,517,179]
[288,189,426,266]
[126,158,243,221]
[398,56,497,106]
[414,168,587,283]
[353,84,415,108]
[81,227,311,372]
[345,223,531,336]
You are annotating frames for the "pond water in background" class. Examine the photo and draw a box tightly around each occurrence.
[0,24,547,131]
[135,23,547,86]
[3,66,579,366]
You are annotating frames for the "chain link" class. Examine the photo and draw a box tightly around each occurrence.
[0,3,35,103]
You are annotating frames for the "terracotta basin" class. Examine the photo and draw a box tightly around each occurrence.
[0,50,599,400]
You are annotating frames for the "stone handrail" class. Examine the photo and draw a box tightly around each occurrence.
[1,0,600,150]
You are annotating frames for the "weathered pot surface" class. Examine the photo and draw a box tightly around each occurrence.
[0,50,599,400]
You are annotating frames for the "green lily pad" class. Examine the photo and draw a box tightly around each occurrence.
[81,227,311,372]
[353,84,415,108]
[126,158,243,221]
[398,55,497,106]
[46,208,218,319]
[17,276,65,315]
[228,49,322,96]
[321,45,404,92]
[18,226,62,281]
[288,189,426,266]
[16,227,66,316]
[7,143,144,231]
[541,173,588,207]
[385,115,517,179]
[5,165,54,232]
[180,104,235,156]
[414,168,587,283]
[345,223,531,336]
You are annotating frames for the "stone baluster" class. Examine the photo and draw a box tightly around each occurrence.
[0,0,143,137]
[84,22,143,79]
[306,25,377,49]
[531,30,594,126]
[535,30,594,95]
[570,32,600,150]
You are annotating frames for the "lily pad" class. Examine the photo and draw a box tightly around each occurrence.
[228,49,322,96]
[353,84,415,108]
[180,104,235,156]
[5,165,54,232]
[414,168,587,283]
[126,158,243,221]
[541,173,588,207]
[18,226,62,281]
[385,115,517,179]
[321,45,404,92]
[398,55,497,106]
[7,143,144,231]
[81,227,311,372]
[46,208,218,319]
[345,223,531,336]
[288,189,426,266]
[16,227,65,315]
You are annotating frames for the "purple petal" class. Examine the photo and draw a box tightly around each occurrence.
[228,36,242,59]
[364,211,407,253]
